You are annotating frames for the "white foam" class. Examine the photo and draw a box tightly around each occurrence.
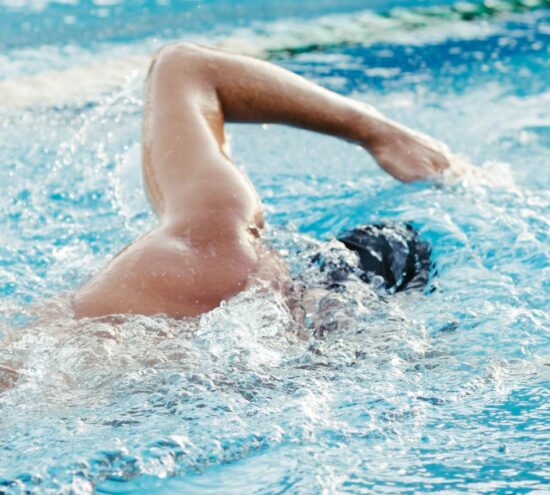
[440,155,519,191]
[0,55,149,109]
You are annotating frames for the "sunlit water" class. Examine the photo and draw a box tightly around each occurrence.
[1,1,549,494]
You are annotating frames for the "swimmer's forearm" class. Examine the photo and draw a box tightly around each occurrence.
[161,43,450,182]
[194,45,386,147]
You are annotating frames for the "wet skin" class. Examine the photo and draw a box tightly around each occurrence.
[73,43,451,319]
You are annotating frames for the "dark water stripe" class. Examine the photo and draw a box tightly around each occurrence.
[264,0,550,58]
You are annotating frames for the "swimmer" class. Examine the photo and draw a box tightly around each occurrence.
[73,42,451,319]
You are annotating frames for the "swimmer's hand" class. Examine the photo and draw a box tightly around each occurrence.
[361,113,451,183]
[0,365,18,392]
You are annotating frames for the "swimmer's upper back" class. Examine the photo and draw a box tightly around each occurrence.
[73,223,260,319]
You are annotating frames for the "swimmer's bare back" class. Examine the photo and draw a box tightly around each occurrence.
[73,43,451,319]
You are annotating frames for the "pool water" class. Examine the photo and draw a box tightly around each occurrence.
[1,1,549,494]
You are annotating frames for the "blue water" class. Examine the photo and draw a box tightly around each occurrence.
[1,1,549,494]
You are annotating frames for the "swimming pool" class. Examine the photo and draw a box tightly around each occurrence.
[1,0,549,493]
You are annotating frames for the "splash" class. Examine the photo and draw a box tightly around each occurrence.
[1,2,549,493]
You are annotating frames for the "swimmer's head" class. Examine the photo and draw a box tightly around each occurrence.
[337,222,432,293]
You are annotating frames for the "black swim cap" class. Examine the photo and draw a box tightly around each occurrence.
[337,222,432,293]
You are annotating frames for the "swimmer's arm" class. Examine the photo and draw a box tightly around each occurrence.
[188,43,451,182]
